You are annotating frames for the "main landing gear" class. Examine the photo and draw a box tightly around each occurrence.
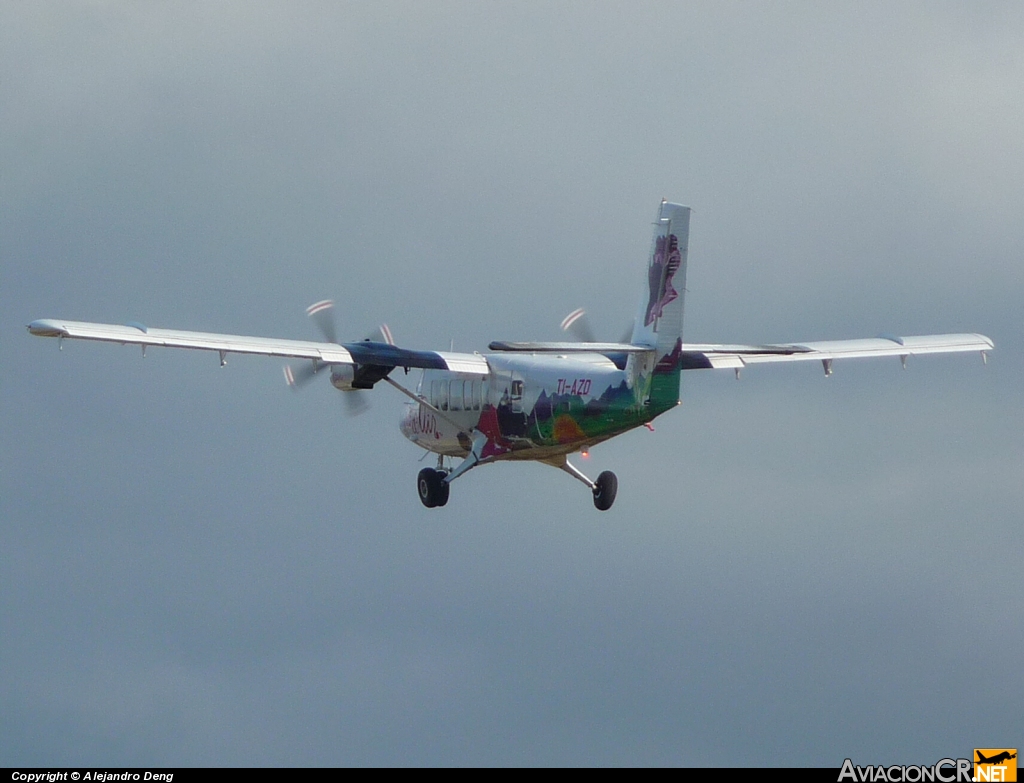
[416,449,617,511]
[417,467,450,508]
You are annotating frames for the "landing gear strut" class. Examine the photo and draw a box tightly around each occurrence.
[417,467,450,508]
[550,457,618,511]
[418,430,491,509]
[418,452,618,510]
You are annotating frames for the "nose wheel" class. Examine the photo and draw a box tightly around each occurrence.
[417,467,450,508]
[592,470,618,511]
[550,457,618,511]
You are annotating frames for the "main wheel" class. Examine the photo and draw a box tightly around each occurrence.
[592,470,618,511]
[418,467,440,508]
[436,472,450,507]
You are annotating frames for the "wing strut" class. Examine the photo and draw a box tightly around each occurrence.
[380,375,504,487]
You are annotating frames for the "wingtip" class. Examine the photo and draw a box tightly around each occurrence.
[28,319,68,337]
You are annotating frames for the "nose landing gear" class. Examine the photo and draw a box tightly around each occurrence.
[592,470,618,511]
[546,456,618,511]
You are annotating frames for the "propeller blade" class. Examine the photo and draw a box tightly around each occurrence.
[363,323,395,345]
[562,307,635,345]
[341,390,370,416]
[298,302,385,413]
[283,362,320,389]
[306,299,337,344]
[560,307,597,343]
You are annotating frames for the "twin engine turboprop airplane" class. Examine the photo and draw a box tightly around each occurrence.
[28,201,993,510]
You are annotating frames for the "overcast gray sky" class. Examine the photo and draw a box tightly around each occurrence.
[2,2,1022,766]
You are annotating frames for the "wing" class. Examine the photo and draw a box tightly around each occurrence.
[681,333,993,372]
[487,333,993,372]
[27,318,489,374]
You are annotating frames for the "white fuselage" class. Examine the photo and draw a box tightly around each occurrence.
[399,352,631,459]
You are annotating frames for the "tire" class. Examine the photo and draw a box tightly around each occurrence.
[592,470,618,511]
[436,474,450,507]
[418,468,438,508]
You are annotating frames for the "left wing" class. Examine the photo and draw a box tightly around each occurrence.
[680,333,993,372]
[27,318,489,374]
[486,332,993,373]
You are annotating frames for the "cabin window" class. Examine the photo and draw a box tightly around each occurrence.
[510,379,524,412]
[430,380,440,407]
[470,380,481,410]
[450,380,464,411]
[439,380,449,411]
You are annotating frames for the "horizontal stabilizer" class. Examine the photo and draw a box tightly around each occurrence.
[488,341,654,353]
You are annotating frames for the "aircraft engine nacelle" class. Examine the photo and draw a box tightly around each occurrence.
[330,364,359,391]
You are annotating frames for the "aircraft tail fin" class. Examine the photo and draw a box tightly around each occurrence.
[631,201,691,351]
[628,201,691,412]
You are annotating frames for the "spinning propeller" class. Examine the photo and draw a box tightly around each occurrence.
[283,299,394,416]
[560,307,596,343]
[561,307,633,344]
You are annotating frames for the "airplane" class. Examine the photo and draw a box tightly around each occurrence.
[28,201,994,510]
[976,752,1016,765]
